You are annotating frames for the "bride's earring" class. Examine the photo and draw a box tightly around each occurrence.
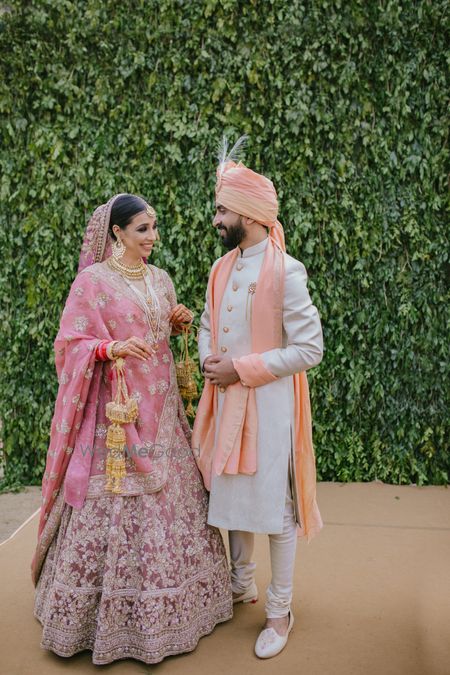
[112,236,126,260]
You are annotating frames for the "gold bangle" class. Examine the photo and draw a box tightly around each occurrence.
[106,341,119,360]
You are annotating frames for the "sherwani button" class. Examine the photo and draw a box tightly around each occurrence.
[232,284,238,291]
[221,346,227,352]
[236,263,243,271]
[223,327,229,333]
[219,386,225,393]
[227,305,233,311]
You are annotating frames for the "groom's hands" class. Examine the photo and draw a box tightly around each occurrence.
[203,355,240,388]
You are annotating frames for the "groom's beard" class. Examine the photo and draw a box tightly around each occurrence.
[218,222,246,250]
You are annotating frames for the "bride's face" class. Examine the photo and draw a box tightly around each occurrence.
[113,211,158,259]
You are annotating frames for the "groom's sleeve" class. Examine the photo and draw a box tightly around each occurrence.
[260,259,323,377]
[233,259,323,386]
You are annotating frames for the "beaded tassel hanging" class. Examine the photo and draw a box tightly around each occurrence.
[246,282,257,321]
[105,357,138,493]
[175,325,198,418]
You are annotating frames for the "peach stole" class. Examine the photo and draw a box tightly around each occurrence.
[192,237,322,540]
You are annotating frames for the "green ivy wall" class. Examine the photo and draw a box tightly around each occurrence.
[0,0,448,489]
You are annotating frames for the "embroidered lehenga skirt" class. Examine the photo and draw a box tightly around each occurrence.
[34,437,233,664]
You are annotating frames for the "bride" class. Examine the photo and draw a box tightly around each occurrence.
[32,193,232,665]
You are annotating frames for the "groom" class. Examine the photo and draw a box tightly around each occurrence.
[192,154,323,658]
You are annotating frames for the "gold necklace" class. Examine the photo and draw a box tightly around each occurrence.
[107,256,147,279]
[122,272,162,347]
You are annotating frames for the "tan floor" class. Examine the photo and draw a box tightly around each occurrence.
[0,482,449,675]
[0,486,41,542]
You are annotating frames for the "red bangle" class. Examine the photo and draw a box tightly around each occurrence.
[95,340,109,361]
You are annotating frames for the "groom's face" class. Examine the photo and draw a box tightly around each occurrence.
[213,203,246,250]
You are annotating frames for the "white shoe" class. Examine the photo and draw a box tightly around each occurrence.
[254,611,294,659]
[232,580,258,604]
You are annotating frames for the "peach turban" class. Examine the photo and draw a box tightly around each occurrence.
[216,161,285,250]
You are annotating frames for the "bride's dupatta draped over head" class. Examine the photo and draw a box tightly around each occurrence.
[32,194,187,583]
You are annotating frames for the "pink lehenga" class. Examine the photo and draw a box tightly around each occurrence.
[31,196,233,665]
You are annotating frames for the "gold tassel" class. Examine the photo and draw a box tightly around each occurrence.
[176,325,198,418]
[105,453,113,491]
[105,358,138,493]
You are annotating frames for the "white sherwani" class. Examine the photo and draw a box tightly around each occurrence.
[198,237,323,534]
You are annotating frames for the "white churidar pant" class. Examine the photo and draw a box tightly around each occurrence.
[229,482,297,618]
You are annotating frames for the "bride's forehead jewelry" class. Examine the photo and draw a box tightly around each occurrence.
[146,204,156,218]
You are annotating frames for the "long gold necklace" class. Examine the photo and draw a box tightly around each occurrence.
[122,270,162,347]
[107,256,161,346]
[107,256,147,279]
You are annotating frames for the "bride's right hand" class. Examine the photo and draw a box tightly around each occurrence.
[112,337,153,361]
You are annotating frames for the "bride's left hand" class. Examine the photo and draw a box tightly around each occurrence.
[169,304,193,327]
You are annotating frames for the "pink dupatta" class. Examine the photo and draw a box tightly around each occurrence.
[31,194,178,582]
[34,196,121,542]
